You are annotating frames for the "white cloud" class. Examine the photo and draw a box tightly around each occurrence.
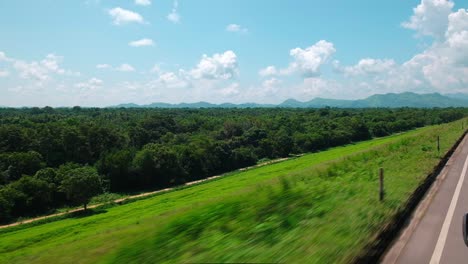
[4,0,468,107]
[96,64,111,69]
[116,64,135,72]
[41,54,65,74]
[259,66,278,77]
[150,64,161,74]
[262,78,282,91]
[447,8,468,37]
[402,0,454,39]
[0,52,12,62]
[109,7,144,25]
[75,78,103,90]
[167,0,181,23]
[10,53,68,82]
[189,50,238,80]
[158,72,189,88]
[135,0,151,6]
[220,83,240,97]
[398,6,468,91]
[14,61,49,81]
[287,40,336,77]
[0,70,9,77]
[321,3,468,97]
[343,58,396,76]
[299,77,346,99]
[226,24,248,33]
[96,63,137,72]
[129,38,154,47]
[445,9,468,66]
[167,13,180,23]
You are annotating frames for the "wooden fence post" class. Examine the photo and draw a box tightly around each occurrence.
[437,136,440,156]
[379,168,384,202]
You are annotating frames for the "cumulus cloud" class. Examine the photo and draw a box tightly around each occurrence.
[109,7,144,25]
[96,63,137,72]
[189,50,238,80]
[116,64,136,72]
[75,78,103,90]
[12,54,70,82]
[328,1,468,97]
[129,38,155,47]
[447,8,468,37]
[41,54,65,74]
[150,64,161,74]
[135,0,151,6]
[167,0,181,23]
[402,0,454,39]
[219,82,241,97]
[258,40,336,79]
[0,70,9,77]
[287,40,336,77]
[226,24,248,33]
[130,51,241,103]
[342,58,396,76]
[0,52,12,62]
[5,0,468,106]
[13,61,49,81]
[250,0,464,101]
[444,8,468,66]
[259,66,278,77]
[96,64,111,69]
[262,78,282,92]
[157,72,189,88]
[396,3,468,92]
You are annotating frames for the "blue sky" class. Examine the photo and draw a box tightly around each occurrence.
[0,0,467,106]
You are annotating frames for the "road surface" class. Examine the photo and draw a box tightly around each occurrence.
[383,134,468,264]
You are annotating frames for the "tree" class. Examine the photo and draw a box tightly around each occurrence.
[10,176,53,215]
[96,149,135,192]
[133,143,184,187]
[0,192,13,223]
[0,151,45,182]
[60,166,102,210]
[35,167,66,207]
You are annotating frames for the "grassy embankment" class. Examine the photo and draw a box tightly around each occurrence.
[0,118,466,264]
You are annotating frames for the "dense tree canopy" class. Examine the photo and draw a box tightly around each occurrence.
[0,106,466,223]
[60,166,102,210]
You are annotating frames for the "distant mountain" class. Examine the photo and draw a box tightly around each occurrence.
[110,92,468,109]
[281,92,468,108]
[112,101,274,108]
[361,92,468,108]
[445,93,468,101]
[281,97,355,108]
[115,103,141,108]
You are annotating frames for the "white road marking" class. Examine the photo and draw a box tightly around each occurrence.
[430,153,468,264]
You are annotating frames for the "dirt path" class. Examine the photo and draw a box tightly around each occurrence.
[0,157,292,230]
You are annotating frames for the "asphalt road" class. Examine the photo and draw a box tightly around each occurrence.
[383,134,468,264]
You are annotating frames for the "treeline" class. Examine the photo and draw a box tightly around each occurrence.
[0,107,466,223]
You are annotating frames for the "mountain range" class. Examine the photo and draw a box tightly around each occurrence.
[112,92,468,109]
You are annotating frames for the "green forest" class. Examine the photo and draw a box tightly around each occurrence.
[0,107,466,223]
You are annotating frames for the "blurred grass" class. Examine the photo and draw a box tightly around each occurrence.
[0,119,466,264]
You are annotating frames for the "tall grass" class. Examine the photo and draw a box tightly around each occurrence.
[106,120,467,263]
[0,119,466,264]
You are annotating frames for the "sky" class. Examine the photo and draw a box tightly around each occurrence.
[0,0,468,107]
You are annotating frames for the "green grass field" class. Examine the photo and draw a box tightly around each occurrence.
[0,119,466,264]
